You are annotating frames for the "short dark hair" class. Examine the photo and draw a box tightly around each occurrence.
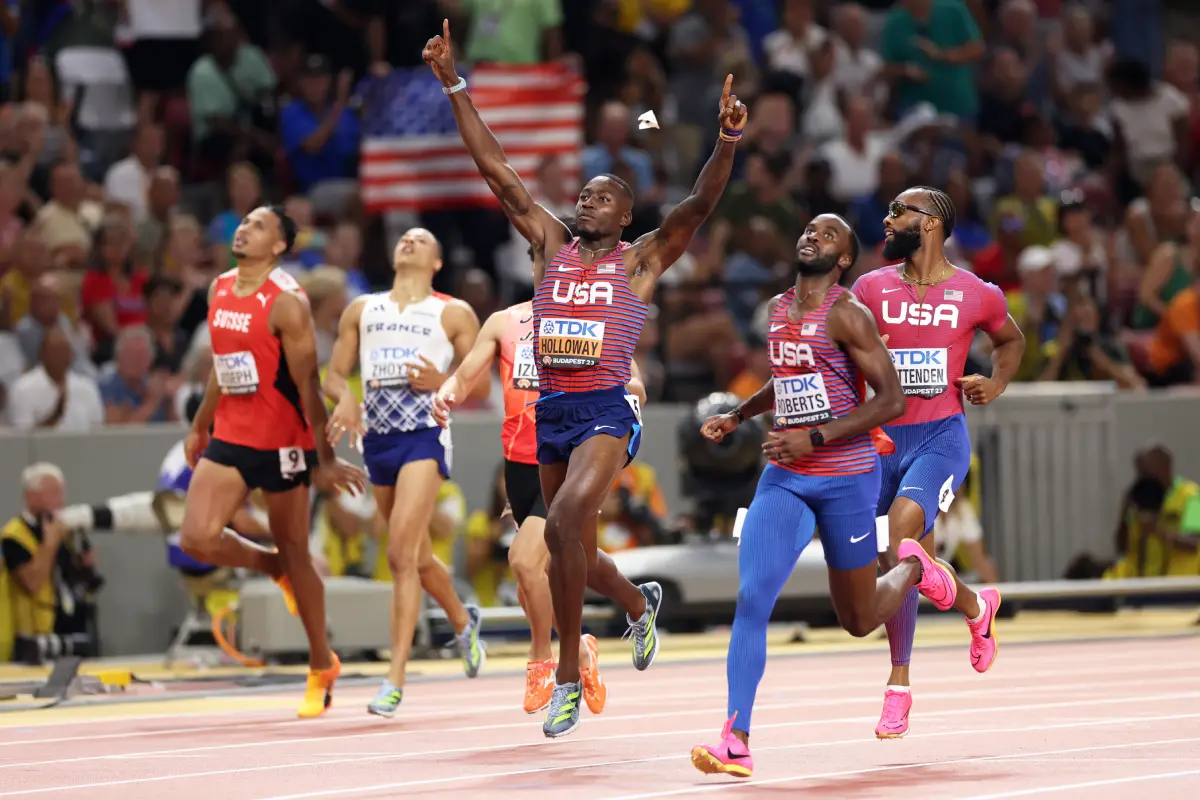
[267,204,298,255]
[910,186,957,240]
[833,214,861,269]
[143,274,183,301]
[596,173,635,204]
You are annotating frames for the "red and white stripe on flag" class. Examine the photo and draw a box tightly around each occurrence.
[361,64,585,213]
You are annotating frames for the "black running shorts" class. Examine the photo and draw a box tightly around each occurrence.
[504,460,546,526]
[204,438,318,494]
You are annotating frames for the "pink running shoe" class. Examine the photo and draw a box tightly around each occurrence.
[897,538,957,611]
[691,714,753,778]
[968,587,1002,673]
[875,689,912,739]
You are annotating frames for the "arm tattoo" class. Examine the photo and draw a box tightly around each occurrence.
[499,184,531,217]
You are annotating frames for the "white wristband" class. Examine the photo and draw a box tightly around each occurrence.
[443,76,467,95]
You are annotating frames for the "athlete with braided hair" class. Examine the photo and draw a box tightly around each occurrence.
[851,186,1026,739]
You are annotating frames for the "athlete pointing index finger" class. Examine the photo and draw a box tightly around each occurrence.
[427,19,746,737]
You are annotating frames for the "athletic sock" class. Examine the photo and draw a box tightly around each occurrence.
[886,685,911,694]
[885,587,919,667]
[967,592,986,625]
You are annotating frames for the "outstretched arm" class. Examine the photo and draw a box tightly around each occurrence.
[443,310,505,401]
[821,296,906,443]
[423,20,569,263]
[630,75,746,294]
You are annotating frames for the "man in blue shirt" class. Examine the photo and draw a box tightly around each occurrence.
[280,55,359,195]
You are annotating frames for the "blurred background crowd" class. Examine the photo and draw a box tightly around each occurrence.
[1,0,1200,636]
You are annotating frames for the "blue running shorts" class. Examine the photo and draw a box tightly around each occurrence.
[877,414,973,537]
[535,386,642,466]
[362,426,452,487]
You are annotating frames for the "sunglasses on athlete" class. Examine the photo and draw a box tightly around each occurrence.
[888,200,939,220]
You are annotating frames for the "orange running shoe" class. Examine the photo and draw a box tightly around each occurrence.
[580,634,607,714]
[524,660,555,714]
[274,576,299,616]
[298,653,341,719]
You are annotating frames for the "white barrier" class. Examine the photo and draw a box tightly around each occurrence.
[237,577,1200,658]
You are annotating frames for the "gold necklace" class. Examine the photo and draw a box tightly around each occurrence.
[902,261,952,286]
[580,244,616,256]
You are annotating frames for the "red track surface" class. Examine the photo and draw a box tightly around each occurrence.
[2,638,1199,799]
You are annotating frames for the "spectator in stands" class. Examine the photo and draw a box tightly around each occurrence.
[1051,189,1114,309]
[1107,58,1191,200]
[668,0,757,131]
[1040,291,1145,389]
[1007,244,1065,382]
[1055,81,1113,172]
[1,463,101,664]
[14,275,93,378]
[1108,444,1200,578]
[1135,198,1199,331]
[1143,274,1200,387]
[280,55,359,212]
[728,329,770,400]
[144,275,188,373]
[597,461,668,552]
[120,0,205,125]
[207,161,261,270]
[0,2,18,106]
[1051,4,1110,105]
[848,150,909,251]
[20,58,76,194]
[992,0,1050,110]
[582,101,656,201]
[0,169,25,270]
[723,216,785,336]
[762,0,828,82]
[977,47,1036,157]
[322,221,371,299]
[1123,163,1190,292]
[878,0,984,120]
[102,124,164,222]
[186,14,277,175]
[277,195,326,274]
[943,166,992,264]
[990,150,1057,269]
[463,466,511,608]
[299,267,348,367]
[830,3,882,102]
[0,231,75,328]
[136,167,181,261]
[159,214,211,335]
[7,327,103,431]
[100,325,178,424]
[706,150,800,265]
[460,0,564,65]
[820,95,891,203]
[32,161,102,270]
[81,215,150,362]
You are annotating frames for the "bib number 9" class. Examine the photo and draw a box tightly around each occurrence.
[624,393,643,425]
[279,447,307,480]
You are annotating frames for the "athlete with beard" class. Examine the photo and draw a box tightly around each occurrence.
[853,187,1026,739]
[426,19,744,737]
[690,215,949,779]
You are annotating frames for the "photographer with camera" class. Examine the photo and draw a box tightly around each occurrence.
[0,464,102,664]
[675,392,767,539]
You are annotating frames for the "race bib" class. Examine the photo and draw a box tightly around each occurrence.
[365,346,413,389]
[624,392,642,425]
[512,343,540,390]
[773,373,833,428]
[539,317,604,369]
[214,351,260,395]
[279,447,306,479]
[890,348,949,398]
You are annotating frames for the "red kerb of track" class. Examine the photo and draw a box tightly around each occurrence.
[1,638,1198,799]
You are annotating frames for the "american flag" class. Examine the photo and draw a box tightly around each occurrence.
[358,64,585,213]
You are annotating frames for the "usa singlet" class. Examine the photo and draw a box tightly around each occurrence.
[497,302,539,465]
[358,292,456,435]
[208,267,315,451]
[531,239,648,393]
[767,286,877,476]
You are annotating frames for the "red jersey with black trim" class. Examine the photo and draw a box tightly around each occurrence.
[208,267,316,451]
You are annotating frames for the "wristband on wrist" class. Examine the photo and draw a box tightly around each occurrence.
[719,128,743,142]
[733,406,746,424]
[443,76,467,95]
[809,427,825,447]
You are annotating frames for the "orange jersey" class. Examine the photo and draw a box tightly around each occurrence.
[497,302,539,465]
[208,267,315,451]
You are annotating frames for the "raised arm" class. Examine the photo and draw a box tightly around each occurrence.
[817,296,906,443]
[629,75,746,295]
[422,19,569,257]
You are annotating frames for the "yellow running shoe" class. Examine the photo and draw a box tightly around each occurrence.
[580,634,607,714]
[274,575,298,617]
[297,654,341,719]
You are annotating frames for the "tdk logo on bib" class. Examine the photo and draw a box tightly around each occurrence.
[890,348,948,398]
[366,346,420,388]
[773,373,833,428]
[882,301,959,328]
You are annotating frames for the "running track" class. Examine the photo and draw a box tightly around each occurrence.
[1,637,1199,798]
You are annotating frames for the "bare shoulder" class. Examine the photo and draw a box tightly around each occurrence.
[831,291,875,329]
[343,294,369,324]
[439,295,481,330]
[271,289,312,333]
